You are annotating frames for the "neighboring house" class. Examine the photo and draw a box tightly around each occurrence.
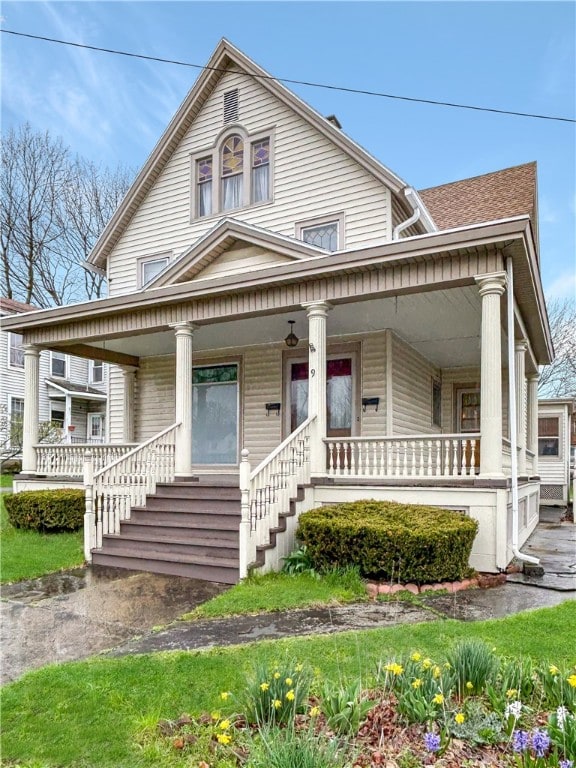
[1,297,108,461]
[3,40,553,583]
[537,398,575,506]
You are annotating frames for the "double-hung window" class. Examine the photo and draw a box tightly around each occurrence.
[538,416,560,457]
[90,360,104,384]
[51,351,67,378]
[8,333,24,368]
[9,397,24,447]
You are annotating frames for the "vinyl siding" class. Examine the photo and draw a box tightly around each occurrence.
[360,333,387,437]
[107,67,392,295]
[538,407,570,485]
[194,243,293,281]
[391,334,439,435]
[440,367,509,435]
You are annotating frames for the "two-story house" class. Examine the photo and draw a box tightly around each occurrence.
[1,297,108,465]
[2,40,553,583]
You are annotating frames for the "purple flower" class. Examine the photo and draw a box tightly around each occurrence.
[424,732,441,752]
[559,760,573,768]
[530,729,550,758]
[512,730,529,752]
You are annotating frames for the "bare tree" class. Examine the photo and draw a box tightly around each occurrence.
[0,123,133,307]
[539,297,576,398]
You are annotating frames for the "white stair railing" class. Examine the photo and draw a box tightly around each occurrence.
[325,433,481,478]
[83,423,179,559]
[37,443,137,477]
[239,416,314,578]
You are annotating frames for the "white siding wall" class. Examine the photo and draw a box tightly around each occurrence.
[108,67,392,295]
[360,333,387,437]
[391,334,439,435]
[538,406,569,485]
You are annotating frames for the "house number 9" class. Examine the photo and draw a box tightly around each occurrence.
[310,368,316,377]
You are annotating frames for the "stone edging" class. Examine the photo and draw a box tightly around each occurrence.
[365,572,507,599]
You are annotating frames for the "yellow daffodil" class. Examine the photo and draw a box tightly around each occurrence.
[567,674,576,688]
[422,658,432,670]
[295,663,303,672]
[506,689,518,698]
[273,699,282,709]
[466,681,474,691]
[455,712,465,724]
[412,678,422,689]
[216,733,231,745]
[260,682,270,691]
[220,691,230,701]
[286,690,295,701]
[384,662,404,676]
[549,665,560,676]
[433,665,441,679]
[410,652,421,662]
[219,720,230,730]
[285,677,293,686]
[274,672,281,679]
[444,662,451,669]
[432,693,444,705]
[310,706,320,717]
[211,711,220,721]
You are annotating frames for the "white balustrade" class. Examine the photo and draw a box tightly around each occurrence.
[84,423,179,554]
[239,416,314,578]
[325,434,481,478]
[36,443,137,477]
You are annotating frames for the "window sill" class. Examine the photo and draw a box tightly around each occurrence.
[190,198,274,225]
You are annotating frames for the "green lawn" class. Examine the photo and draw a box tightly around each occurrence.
[0,492,84,583]
[1,472,14,487]
[2,601,575,767]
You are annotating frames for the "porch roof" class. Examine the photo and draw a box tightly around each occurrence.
[46,379,108,400]
[2,216,552,366]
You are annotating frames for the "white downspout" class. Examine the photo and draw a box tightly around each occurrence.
[393,187,422,240]
[506,256,539,565]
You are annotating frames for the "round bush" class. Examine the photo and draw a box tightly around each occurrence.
[297,499,478,584]
[5,489,85,532]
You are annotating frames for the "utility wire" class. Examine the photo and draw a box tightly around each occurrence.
[2,28,575,124]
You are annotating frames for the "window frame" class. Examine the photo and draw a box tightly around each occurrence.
[49,402,66,429]
[432,378,442,428]
[50,351,68,379]
[538,415,561,458]
[295,212,345,252]
[89,359,104,385]
[8,332,24,369]
[8,396,24,447]
[190,126,275,222]
[137,253,171,288]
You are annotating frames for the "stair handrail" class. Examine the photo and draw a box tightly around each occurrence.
[84,422,180,559]
[239,415,315,578]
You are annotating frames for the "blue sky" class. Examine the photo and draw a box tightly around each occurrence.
[2,1,575,299]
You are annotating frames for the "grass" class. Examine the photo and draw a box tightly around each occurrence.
[0,492,84,583]
[2,601,575,767]
[185,567,367,619]
[1,473,14,488]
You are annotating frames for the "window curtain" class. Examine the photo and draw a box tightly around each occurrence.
[251,165,269,203]
[222,174,242,210]
[198,181,212,217]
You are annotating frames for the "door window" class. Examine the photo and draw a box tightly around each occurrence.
[458,389,481,432]
[192,364,238,465]
[289,357,353,435]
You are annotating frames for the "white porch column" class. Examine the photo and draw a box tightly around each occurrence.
[22,345,40,474]
[64,394,72,443]
[515,340,527,476]
[527,373,539,476]
[475,272,507,477]
[172,322,196,476]
[121,366,137,443]
[303,301,330,475]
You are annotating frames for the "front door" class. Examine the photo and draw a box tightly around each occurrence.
[192,364,239,465]
[289,357,354,438]
[87,413,104,444]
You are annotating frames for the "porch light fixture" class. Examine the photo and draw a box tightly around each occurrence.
[362,397,380,412]
[284,320,299,348]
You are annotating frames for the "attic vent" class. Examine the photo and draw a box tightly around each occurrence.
[223,89,239,124]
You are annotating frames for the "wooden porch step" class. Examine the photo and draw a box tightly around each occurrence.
[91,547,239,584]
[154,483,240,500]
[121,519,239,541]
[100,533,238,560]
[128,508,240,529]
[142,496,240,513]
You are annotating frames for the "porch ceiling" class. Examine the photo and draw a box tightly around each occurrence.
[87,285,484,369]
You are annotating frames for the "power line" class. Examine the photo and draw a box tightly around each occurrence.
[2,28,575,124]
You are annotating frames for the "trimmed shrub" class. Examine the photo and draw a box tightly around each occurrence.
[5,489,85,532]
[296,500,478,584]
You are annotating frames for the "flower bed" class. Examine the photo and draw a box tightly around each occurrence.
[146,643,576,767]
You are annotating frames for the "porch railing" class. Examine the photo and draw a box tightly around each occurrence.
[36,443,137,477]
[324,433,481,478]
[239,416,315,578]
[84,423,179,558]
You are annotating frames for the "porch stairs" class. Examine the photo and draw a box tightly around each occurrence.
[91,477,242,584]
[90,476,299,584]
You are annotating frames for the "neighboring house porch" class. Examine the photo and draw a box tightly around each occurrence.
[8,218,546,582]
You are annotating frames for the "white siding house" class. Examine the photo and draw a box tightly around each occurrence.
[538,398,574,506]
[3,40,554,581]
[1,298,108,465]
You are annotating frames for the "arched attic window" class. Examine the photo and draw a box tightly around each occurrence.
[221,134,244,210]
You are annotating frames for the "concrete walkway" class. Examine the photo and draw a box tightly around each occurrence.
[1,510,574,685]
